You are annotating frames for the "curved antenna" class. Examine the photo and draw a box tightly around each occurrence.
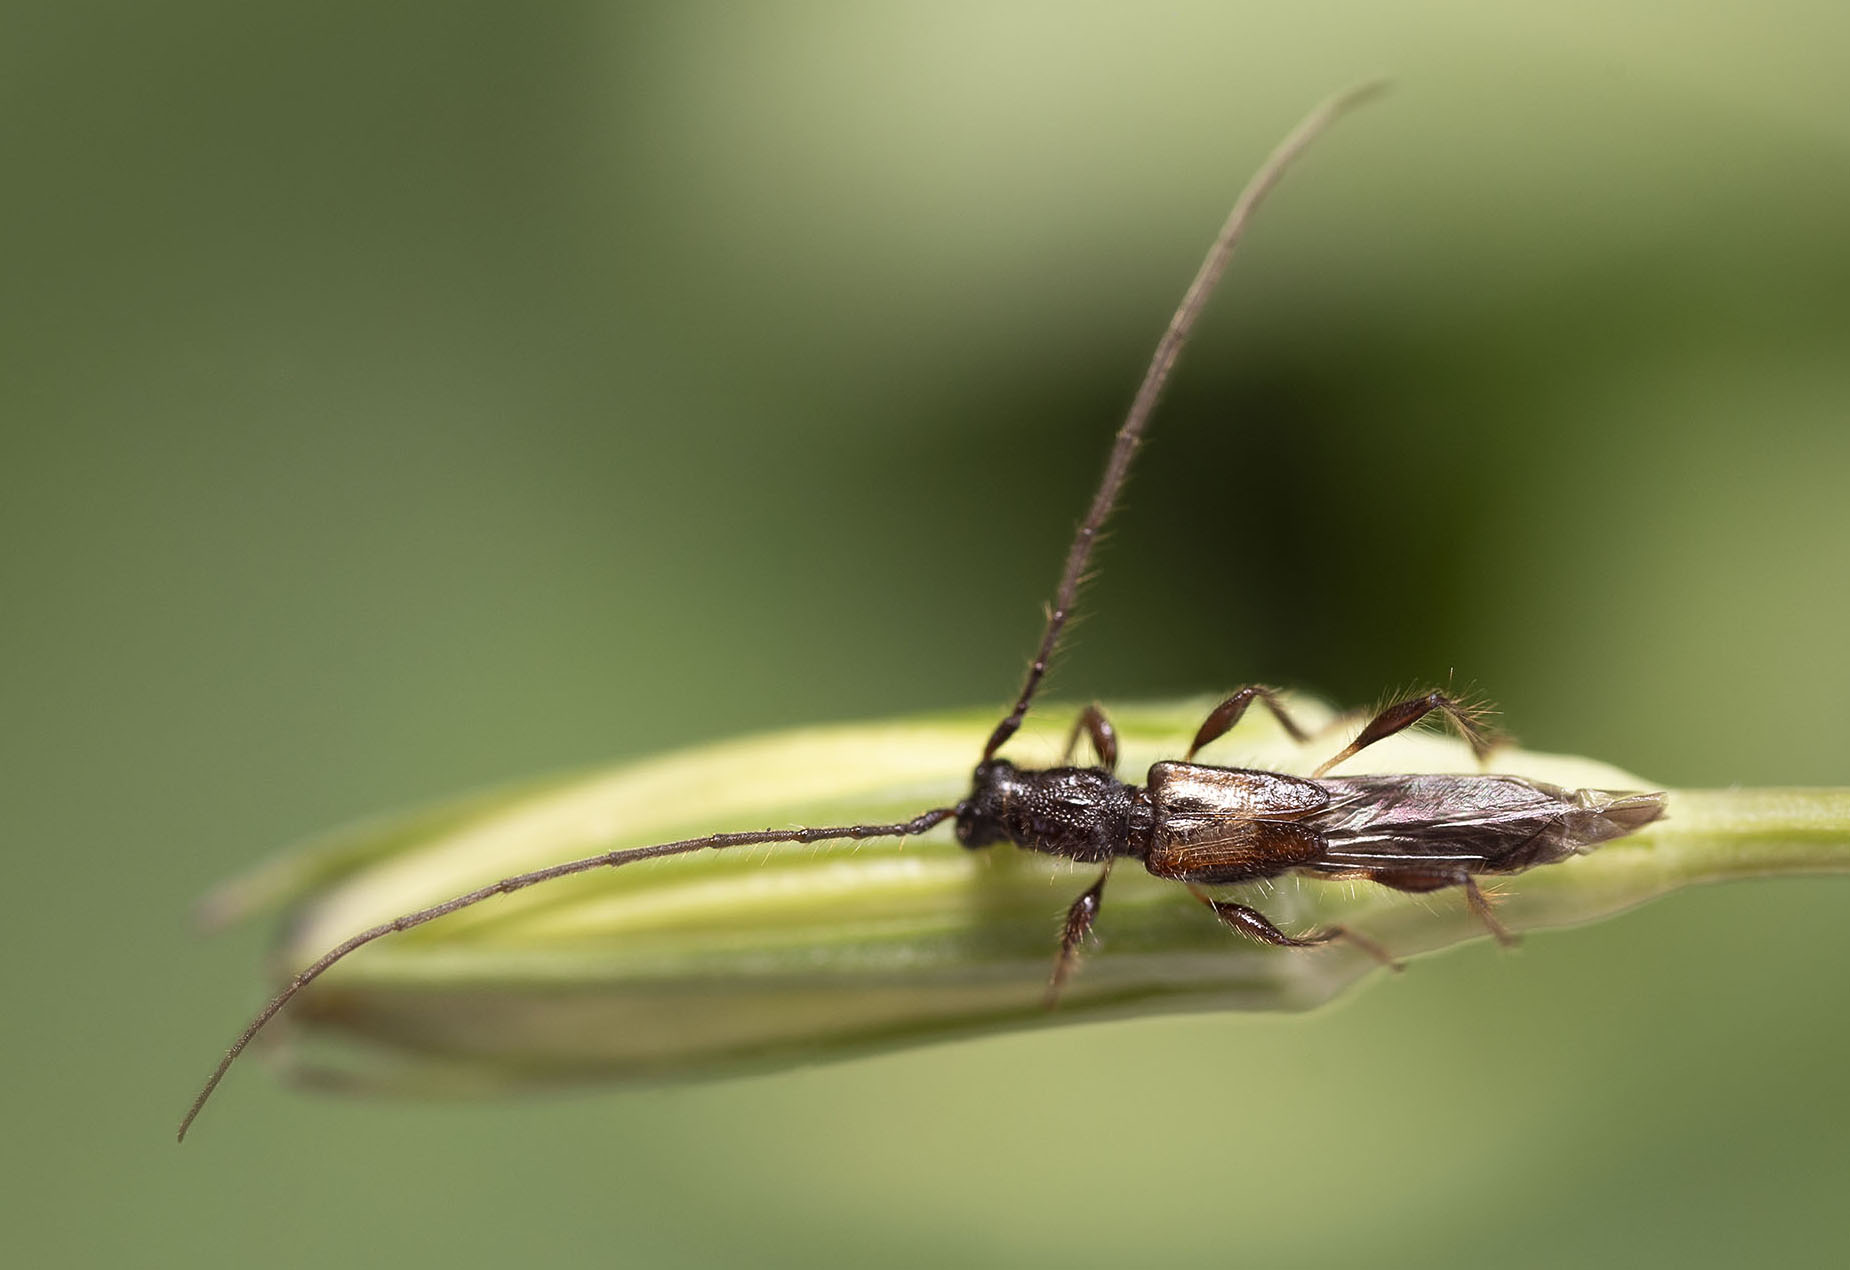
[982,82,1388,762]
[178,806,957,1141]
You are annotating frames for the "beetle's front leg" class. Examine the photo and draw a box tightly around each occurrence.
[1060,704,1119,772]
[1045,865,1112,1007]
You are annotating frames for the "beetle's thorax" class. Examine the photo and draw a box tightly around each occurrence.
[954,759,1151,862]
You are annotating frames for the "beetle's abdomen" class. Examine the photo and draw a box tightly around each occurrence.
[1310,774,1665,875]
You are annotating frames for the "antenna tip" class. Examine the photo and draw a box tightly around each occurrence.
[1326,78,1394,117]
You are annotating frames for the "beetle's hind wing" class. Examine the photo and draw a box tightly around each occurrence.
[1311,774,1664,878]
[1568,787,1666,838]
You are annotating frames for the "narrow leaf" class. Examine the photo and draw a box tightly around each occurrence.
[204,698,1850,1096]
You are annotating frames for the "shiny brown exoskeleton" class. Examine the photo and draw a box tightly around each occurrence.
[181,86,1664,1141]
[956,689,1664,999]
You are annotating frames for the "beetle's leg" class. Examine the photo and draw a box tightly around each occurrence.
[1046,865,1112,1007]
[1313,690,1498,777]
[1187,886,1401,970]
[1366,868,1523,949]
[1462,875,1520,948]
[1060,703,1119,772]
[1185,685,1311,760]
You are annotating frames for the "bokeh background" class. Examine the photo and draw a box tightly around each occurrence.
[7,3,1850,1266]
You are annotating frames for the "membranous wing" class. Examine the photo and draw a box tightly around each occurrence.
[1309,773,1664,878]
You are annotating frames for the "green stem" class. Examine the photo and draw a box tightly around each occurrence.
[196,701,1850,1098]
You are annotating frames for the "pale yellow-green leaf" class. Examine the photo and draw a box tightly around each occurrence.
[204,698,1850,1097]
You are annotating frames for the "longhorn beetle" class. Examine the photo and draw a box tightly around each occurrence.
[180,84,1665,1140]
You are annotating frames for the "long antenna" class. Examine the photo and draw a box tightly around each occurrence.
[178,806,956,1141]
[981,82,1387,762]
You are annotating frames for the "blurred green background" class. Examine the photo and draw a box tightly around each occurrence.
[7,3,1850,1266]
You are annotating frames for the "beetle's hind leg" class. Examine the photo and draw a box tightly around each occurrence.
[1461,876,1520,948]
[1313,690,1499,777]
[1187,886,1401,971]
[1368,869,1522,949]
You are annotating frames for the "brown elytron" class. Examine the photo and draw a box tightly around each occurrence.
[179,85,1663,1141]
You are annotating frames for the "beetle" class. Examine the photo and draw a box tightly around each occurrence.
[180,83,1663,1140]
[961,690,1662,1000]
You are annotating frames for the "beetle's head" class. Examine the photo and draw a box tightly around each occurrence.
[954,759,1021,849]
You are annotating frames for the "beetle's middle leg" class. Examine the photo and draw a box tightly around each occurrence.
[1046,865,1112,1007]
[1148,823,1400,970]
[1186,886,1400,970]
[1185,685,1310,760]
